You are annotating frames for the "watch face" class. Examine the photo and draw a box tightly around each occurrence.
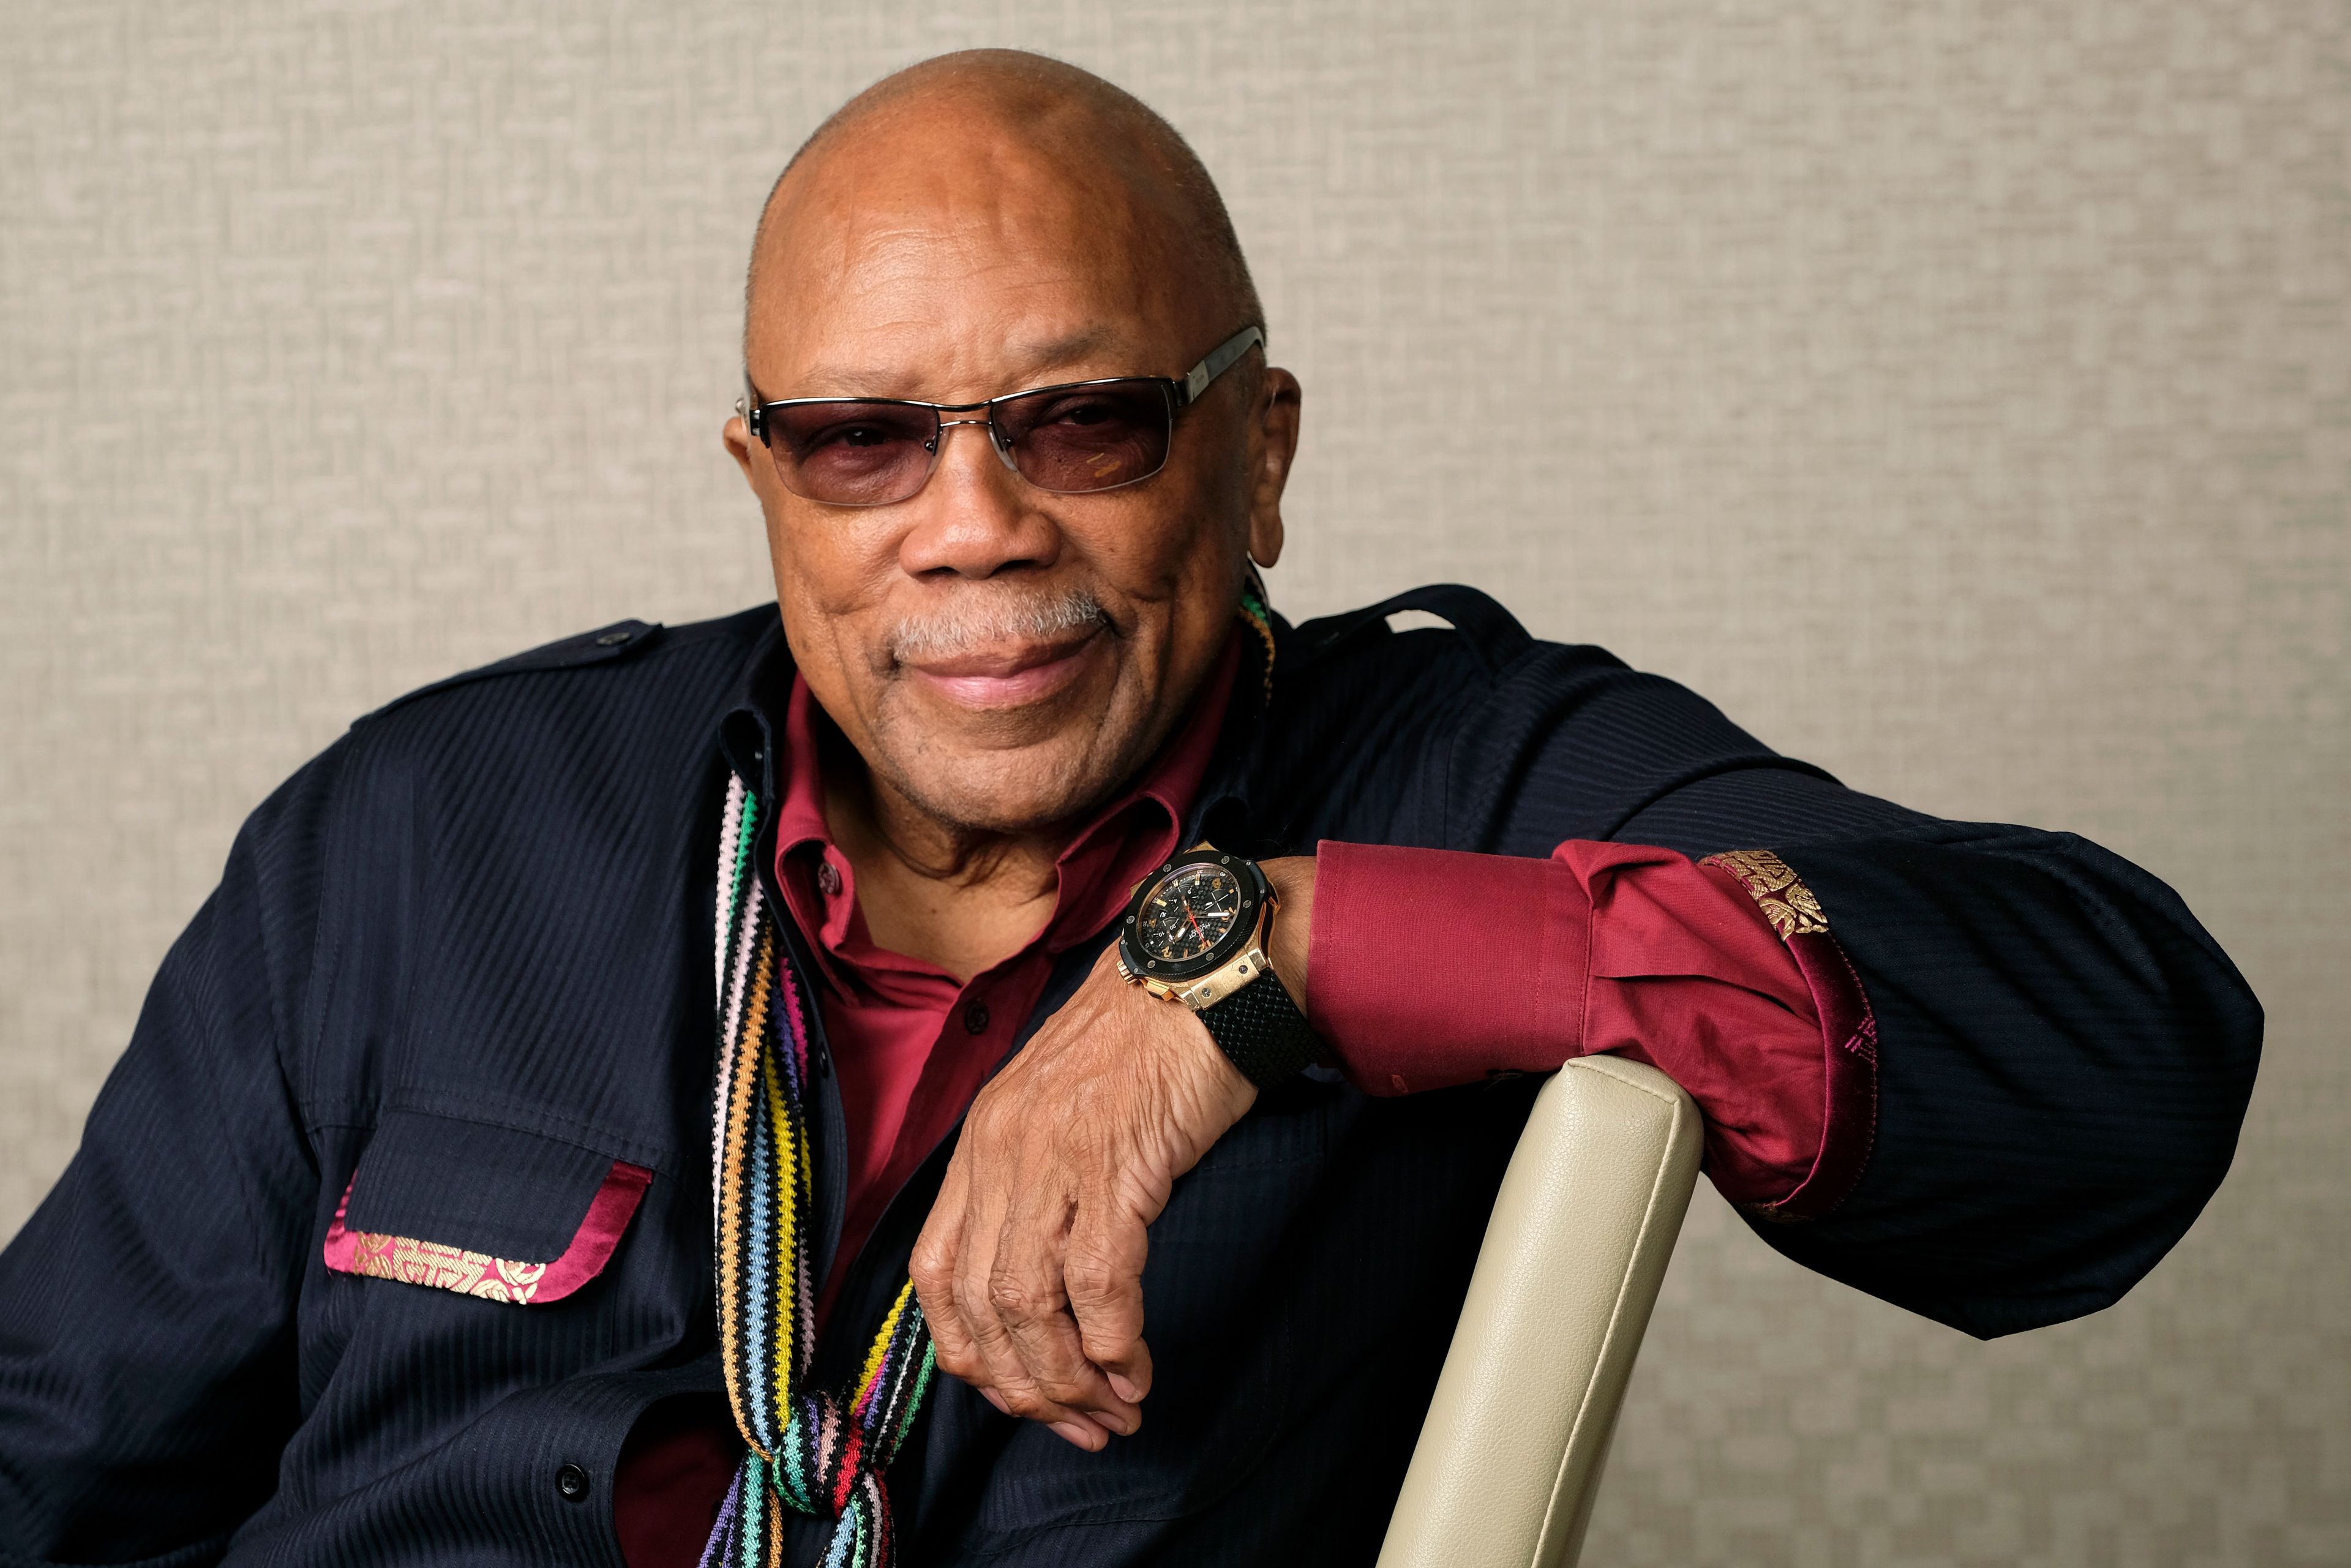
[1134,863,1247,966]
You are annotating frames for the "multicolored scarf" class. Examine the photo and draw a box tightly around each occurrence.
[701,578,1277,1566]
[703,775,936,1568]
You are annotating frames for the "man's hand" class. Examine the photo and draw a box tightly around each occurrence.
[910,856,1316,1451]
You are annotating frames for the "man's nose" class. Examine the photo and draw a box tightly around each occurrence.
[896,419,1062,580]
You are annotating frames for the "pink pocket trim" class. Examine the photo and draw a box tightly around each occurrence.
[323,1158,653,1305]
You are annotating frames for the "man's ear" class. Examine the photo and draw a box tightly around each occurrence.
[1247,367,1302,569]
[724,411,760,486]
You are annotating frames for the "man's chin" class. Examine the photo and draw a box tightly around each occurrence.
[879,733,1141,839]
[861,640,1167,835]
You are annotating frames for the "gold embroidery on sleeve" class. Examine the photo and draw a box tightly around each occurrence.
[1701,848,1829,941]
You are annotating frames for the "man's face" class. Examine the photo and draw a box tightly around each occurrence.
[727,118,1299,836]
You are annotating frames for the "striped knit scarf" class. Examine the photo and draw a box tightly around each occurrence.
[701,580,1277,1567]
[703,775,936,1568]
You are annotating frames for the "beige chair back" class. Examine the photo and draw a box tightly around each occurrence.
[1377,1056,1703,1568]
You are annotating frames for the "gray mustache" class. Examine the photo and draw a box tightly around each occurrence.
[885,586,1108,663]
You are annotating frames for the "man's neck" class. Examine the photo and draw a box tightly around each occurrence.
[821,749,1066,984]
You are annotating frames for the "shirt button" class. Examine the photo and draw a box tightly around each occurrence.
[816,860,842,898]
[594,629,632,647]
[962,1000,990,1035]
[555,1463,590,1502]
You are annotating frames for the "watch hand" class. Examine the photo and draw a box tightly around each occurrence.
[1182,900,1204,939]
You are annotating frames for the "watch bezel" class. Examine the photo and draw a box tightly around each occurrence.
[1117,847,1271,984]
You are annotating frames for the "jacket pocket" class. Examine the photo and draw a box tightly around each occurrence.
[323,1108,651,1305]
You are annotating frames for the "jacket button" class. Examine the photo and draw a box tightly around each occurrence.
[595,629,632,647]
[962,1000,989,1035]
[556,1463,590,1502]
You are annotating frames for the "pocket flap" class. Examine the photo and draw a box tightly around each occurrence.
[323,1109,652,1305]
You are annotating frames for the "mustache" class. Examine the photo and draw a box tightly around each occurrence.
[885,585,1109,664]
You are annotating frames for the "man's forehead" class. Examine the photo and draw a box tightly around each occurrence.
[749,230,1188,398]
[768,156,1169,301]
[767,322,1174,403]
[748,121,1210,397]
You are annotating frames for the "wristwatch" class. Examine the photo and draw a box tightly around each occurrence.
[1115,844,1322,1088]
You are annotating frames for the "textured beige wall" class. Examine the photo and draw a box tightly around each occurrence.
[4,2,2344,1562]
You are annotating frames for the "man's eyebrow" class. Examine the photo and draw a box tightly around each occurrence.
[763,328,1155,401]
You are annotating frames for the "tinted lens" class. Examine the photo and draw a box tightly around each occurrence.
[762,401,939,506]
[994,381,1172,493]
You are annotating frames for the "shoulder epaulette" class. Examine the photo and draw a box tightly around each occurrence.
[1286,583,1534,681]
[353,619,664,727]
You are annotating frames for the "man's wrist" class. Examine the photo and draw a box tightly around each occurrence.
[1258,855,1314,1009]
[1182,1005,1259,1107]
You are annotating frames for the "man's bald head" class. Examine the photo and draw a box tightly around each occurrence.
[723,50,1299,843]
[745,50,1261,362]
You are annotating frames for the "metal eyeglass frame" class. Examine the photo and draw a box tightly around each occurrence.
[734,324,1266,504]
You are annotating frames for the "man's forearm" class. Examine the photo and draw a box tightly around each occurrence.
[1300,838,1845,1210]
[1297,822,2260,1338]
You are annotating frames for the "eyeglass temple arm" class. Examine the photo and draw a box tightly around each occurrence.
[1178,325,1266,407]
[735,383,765,441]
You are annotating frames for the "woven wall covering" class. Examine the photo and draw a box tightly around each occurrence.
[4,4,2343,1561]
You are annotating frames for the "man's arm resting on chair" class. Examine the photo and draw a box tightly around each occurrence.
[908,841,1844,1444]
[912,818,2260,1442]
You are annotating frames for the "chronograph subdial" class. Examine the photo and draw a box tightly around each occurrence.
[1134,864,1245,964]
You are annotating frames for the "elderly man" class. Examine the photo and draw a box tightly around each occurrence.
[0,49,2257,1568]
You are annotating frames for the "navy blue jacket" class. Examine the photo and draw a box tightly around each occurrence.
[0,588,2260,1567]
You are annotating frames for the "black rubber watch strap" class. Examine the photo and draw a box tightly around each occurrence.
[1200,971,1322,1089]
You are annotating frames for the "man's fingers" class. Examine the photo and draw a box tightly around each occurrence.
[911,1154,988,1390]
[952,1168,1089,1436]
[908,959,1258,1450]
[918,1122,1103,1444]
[987,1183,1141,1435]
[1064,1196,1154,1404]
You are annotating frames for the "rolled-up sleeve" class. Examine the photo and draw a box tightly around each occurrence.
[1305,838,1870,1212]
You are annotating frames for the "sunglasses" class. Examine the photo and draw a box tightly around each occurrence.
[737,324,1265,508]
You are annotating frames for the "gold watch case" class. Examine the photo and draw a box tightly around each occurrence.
[1114,843,1284,1013]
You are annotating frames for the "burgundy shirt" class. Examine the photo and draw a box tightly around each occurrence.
[613,639,1834,1565]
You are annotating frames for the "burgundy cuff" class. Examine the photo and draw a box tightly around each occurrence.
[1306,841,1594,1095]
[1305,838,1881,1220]
[1697,850,1881,1221]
